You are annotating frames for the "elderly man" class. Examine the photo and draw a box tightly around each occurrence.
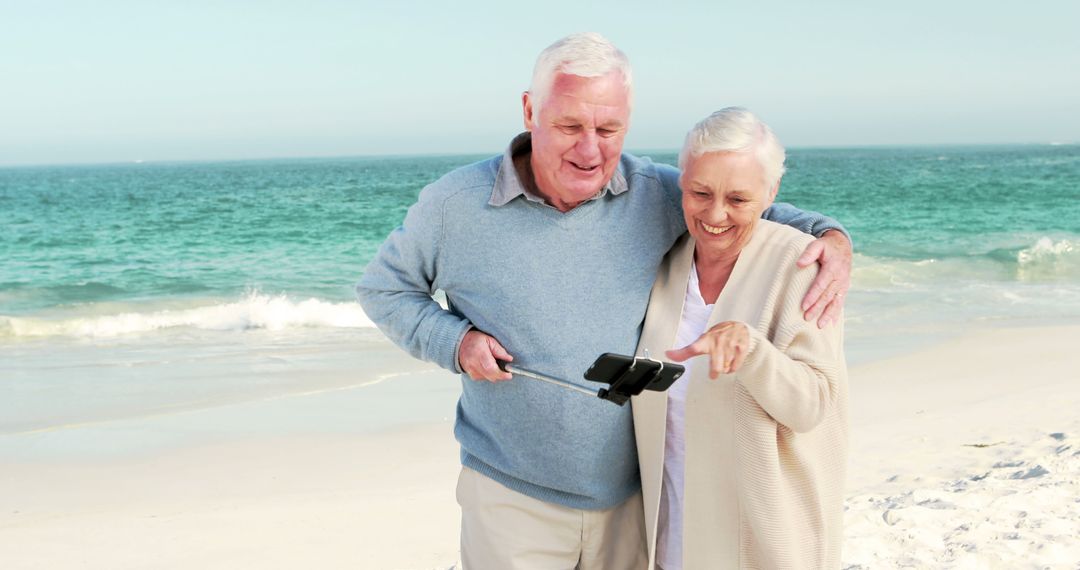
[356,33,850,569]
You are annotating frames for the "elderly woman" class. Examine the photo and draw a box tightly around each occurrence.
[632,108,849,570]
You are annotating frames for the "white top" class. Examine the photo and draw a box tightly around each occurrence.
[656,260,713,570]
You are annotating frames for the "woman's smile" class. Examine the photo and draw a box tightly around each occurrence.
[699,221,733,235]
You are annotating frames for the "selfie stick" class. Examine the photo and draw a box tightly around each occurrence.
[497,362,598,397]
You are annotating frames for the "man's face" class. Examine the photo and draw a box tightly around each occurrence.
[523,71,630,212]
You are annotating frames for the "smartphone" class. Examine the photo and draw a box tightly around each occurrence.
[583,352,684,403]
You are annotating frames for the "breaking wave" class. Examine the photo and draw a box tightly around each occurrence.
[854,236,1080,288]
[0,292,376,339]
[1015,238,1080,280]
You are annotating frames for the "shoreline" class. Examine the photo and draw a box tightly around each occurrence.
[2,323,1079,568]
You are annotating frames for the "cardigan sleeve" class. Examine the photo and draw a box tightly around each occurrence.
[734,261,845,433]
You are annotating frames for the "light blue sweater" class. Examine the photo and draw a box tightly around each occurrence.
[356,134,845,509]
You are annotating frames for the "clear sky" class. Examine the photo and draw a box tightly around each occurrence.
[2,0,1078,166]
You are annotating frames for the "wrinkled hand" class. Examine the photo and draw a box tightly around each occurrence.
[665,321,750,379]
[458,329,513,382]
[797,229,852,329]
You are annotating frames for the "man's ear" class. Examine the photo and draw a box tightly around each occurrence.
[522,91,535,131]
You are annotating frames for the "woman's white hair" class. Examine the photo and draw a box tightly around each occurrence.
[529,32,633,119]
[679,107,787,188]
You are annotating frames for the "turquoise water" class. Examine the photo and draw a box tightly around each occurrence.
[0,155,486,315]
[1,145,1079,433]
[2,145,1078,331]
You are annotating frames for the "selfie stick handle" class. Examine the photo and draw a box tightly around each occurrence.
[498,362,597,397]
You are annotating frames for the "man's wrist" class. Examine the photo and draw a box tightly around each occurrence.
[821,229,851,248]
[453,326,475,374]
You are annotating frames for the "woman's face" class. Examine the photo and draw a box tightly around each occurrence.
[680,151,777,261]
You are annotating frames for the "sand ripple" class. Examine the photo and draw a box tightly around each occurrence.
[844,433,1080,569]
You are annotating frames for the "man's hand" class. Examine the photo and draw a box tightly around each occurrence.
[665,321,750,379]
[458,330,514,382]
[797,230,852,329]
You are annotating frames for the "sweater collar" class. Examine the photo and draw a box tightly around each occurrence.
[489,132,629,208]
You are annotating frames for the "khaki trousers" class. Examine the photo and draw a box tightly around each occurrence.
[456,467,648,570]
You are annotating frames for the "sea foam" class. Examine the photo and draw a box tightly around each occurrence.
[0,292,376,339]
[1016,238,1080,280]
[853,236,1080,288]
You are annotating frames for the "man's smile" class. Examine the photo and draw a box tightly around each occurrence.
[567,160,600,172]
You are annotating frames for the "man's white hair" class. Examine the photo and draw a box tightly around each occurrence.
[529,32,633,119]
[679,107,787,188]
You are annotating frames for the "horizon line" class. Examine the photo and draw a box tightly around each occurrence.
[1,140,1076,170]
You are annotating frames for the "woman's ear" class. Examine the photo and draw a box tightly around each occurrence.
[767,178,781,206]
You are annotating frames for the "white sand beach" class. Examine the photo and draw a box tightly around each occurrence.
[2,324,1078,569]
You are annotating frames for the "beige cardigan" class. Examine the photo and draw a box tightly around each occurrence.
[632,221,848,570]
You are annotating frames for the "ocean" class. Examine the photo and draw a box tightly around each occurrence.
[3,145,1079,437]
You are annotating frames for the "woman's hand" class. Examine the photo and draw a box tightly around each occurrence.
[665,321,750,379]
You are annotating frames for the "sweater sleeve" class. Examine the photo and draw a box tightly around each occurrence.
[354,184,473,374]
[761,201,850,241]
[734,262,845,433]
